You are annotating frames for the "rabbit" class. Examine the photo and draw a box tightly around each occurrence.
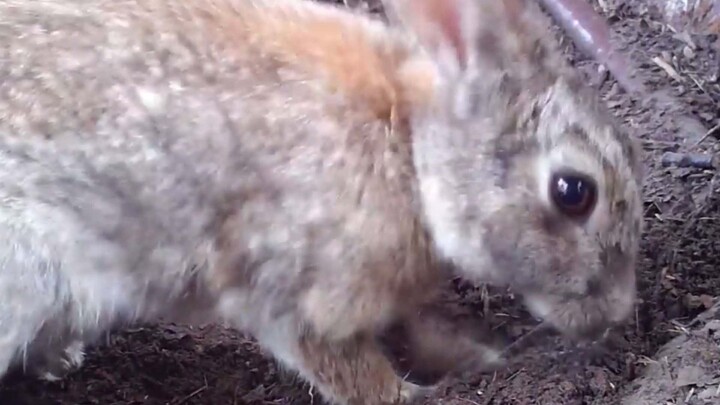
[0,0,644,403]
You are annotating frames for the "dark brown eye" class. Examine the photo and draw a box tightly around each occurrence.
[550,171,597,218]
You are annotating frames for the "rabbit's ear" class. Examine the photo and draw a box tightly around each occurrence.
[382,0,480,75]
[382,0,537,74]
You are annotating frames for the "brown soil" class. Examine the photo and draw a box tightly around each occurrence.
[1,1,719,404]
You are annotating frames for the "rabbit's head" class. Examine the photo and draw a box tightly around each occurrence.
[386,0,644,340]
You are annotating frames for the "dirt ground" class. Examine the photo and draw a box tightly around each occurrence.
[1,0,719,404]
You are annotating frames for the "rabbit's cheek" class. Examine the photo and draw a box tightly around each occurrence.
[480,205,567,290]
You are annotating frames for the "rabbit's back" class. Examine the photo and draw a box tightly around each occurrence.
[0,0,416,220]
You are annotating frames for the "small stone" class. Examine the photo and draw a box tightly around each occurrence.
[698,386,720,400]
[683,46,695,59]
[676,365,705,387]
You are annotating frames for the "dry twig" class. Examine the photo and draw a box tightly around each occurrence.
[661,152,715,170]
[652,56,684,82]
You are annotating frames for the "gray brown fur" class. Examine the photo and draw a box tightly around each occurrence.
[0,0,643,404]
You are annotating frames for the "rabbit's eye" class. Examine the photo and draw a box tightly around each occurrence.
[550,172,597,218]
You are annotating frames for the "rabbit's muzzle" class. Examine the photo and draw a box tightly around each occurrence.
[481,203,638,342]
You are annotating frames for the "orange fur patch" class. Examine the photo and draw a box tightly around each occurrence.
[207,1,435,121]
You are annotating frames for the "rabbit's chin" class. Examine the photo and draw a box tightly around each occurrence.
[522,289,635,342]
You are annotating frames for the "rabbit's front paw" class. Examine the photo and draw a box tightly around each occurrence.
[296,333,429,405]
[34,340,86,382]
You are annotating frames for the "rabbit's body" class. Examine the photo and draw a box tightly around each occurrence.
[0,0,643,404]
[0,0,435,386]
